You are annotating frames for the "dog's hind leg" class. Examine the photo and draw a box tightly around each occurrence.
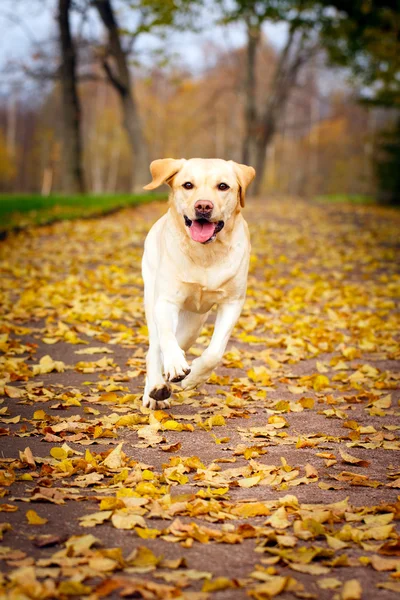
[181,300,243,391]
[176,311,209,353]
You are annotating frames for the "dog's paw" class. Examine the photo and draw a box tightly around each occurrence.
[164,349,190,383]
[180,371,207,391]
[180,357,208,390]
[180,376,199,391]
[143,383,171,410]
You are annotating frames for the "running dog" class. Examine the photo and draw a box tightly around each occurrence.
[141,158,255,408]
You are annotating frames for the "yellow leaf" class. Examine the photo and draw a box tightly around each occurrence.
[372,394,391,409]
[128,546,159,568]
[58,581,92,596]
[370,555,400,571]
[339,449,370,467]
[305,463,318,478]
[239,475,261,488]
[111,511,146,530]
[202,577,235,592]
[102,443,124,470]
[33,410,46,420]
[298,397,314,409]
[135,527,160,539]
[317,578,342,590]
[267,507,291,529]
[79,511,112,528]
[362,525,394,540]
[248,576,288,598]
[99,497,124,511]
[312,374,330,391]
[289,562,330,575]
[19,447,36,467]
[268,415,288,428]
[211,434,231,444]
[232,502,270,518]
[65,534,99,553]
[341,579,362,600]
[135,482,159,497]
[247,366,272,386]
[162,420,183,431]
[326,535,348,550]
[166,470,189,485]
[75,347,113,355]
[377,582,400,593]
[87,557,117,572]
[26,510,48,525]
[33,355,65,375]
[50,447,68,460]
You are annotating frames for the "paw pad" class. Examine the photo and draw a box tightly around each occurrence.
[149,384,171,401]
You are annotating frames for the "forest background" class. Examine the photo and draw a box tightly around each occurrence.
[0,0,399,204]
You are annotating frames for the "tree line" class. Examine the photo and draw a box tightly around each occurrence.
[1,0,399,201]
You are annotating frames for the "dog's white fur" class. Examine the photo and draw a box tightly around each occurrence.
[141,158,255,409]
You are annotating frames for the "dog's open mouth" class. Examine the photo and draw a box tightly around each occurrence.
[184,216,224,244]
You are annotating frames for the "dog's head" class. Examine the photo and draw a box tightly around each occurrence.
[144,158,255,244]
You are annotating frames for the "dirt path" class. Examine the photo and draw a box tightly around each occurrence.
[0,197,399,599]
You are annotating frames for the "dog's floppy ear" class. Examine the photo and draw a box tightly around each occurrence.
[143,158,186,190]
[229,161,256,207]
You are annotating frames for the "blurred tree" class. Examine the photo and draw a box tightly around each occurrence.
[318,1,400,203]
[219,0,319,194]
[319,1,400,107]
[92,0,199,189]
[58,0,85,193]
[0,130,16,190]
[93,0,148,190]
[375,118,400,203]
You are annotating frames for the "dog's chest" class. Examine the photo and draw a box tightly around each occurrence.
[181,265,239,313]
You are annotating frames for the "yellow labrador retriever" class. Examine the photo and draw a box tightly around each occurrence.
[141,158,255,409]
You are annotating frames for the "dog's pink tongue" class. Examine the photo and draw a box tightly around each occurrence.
[190,220,216,243]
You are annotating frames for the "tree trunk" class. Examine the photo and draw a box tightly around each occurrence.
[57,0,85,193]
[253,120,275,196]
[242,21,261,166]
[94,0,148,191]
[251,30,313,196]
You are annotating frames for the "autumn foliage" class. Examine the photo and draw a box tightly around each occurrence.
[0,198,399,598]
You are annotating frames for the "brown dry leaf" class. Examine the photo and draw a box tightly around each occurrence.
[370,555,400,571]
[111,511,146,530]
[202,577,236,592]
[266,507,291,530]
[248,576,289,599]
[239,475,261,488]
[1,198,400,600]
[102,443,124,470]
[341,579,362,600]
[317,577,342,590]
[32,355,66,375]
[339,449,370,468]
[376,582,400,593]
[305,463,318,478]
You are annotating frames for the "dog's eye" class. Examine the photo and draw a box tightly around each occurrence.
[183,182,194,190]
[218,183,230,191]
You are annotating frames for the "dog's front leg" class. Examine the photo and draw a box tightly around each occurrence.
[181,300,243,390]
[154,299,191,383]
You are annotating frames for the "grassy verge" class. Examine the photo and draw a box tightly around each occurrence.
[0,193,167,234]
[313,193,376,205]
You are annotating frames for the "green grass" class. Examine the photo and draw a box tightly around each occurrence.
[0,193,167,233]
[314,193,376,205]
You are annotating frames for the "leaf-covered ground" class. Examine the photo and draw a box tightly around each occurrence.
[0,198,399,600]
